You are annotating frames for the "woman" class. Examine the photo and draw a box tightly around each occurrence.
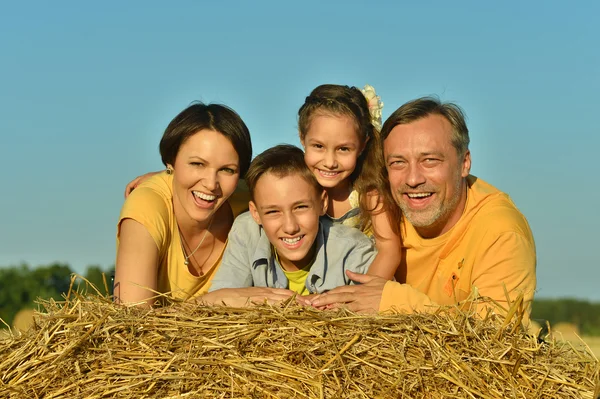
[114,103,252,306]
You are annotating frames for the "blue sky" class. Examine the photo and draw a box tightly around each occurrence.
[1,1,598,300]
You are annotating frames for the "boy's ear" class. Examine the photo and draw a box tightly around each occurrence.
[249,201,262,225]
[319,189,328,216]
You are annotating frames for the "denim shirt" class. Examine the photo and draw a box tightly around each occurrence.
[209,212,376,294]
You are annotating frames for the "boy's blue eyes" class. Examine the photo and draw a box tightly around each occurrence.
[263,205,309,215]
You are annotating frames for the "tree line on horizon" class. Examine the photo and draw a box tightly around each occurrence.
[1,263,599,335]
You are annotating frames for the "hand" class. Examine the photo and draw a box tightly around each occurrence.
[124,171,161,198]
[296,293,321,307]
[200,287,296,307]
[308,271,388,313]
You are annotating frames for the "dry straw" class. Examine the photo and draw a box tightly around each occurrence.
[1,289,599,398]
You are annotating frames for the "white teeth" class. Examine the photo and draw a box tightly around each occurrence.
[282,236,302,244]
[407,193,432,198]
[319,170,339,177]
[193,191,216,201]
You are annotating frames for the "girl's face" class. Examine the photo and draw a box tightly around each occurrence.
[301,113,365,190]
[169,129,240,228]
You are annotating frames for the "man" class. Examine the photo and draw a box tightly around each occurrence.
[309,97,536,316]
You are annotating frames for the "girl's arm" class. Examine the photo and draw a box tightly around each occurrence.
[124,171,161,198]
[114,219,160,307]
[365,194,402,280]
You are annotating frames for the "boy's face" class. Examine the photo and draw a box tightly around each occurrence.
[249,172,327,272]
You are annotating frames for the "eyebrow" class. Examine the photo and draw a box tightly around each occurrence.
[386,151,445,162]
[259,199,312,210]
[306,138,356,147]
[188,156,239,168]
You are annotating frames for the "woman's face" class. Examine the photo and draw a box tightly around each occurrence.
[169,129,240,227]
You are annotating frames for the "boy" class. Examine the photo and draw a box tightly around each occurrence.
[204,144,375,306]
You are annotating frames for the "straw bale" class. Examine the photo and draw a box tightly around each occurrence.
[0,295,598,399]
[11,308,35,333]
[552,323,581,342]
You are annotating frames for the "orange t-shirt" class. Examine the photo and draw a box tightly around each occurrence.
[379,175,536,317]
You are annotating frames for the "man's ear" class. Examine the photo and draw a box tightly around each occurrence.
[461,150,472,178]
[319,189,329,216]
[249,201,262,225]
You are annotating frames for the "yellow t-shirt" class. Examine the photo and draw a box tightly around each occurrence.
[117,171,250,301]
[273,247,313,296]
[282,268,311,296]
[379,176,536,317]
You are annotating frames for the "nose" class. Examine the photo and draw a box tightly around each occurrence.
[405,164,426,188]
[202,170,219,191]
[323,150,338,169]
[282,212,300,235]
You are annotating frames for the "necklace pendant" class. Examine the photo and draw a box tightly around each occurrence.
[184,259,189,266]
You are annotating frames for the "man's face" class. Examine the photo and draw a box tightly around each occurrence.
[249,172,327,271]
[383,114,471,238]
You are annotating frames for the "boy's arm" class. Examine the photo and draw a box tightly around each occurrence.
[343,232,377,284]
[208,215,256,292]
[201,287,295,307]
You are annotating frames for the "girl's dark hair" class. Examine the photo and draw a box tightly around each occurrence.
[159,102,253,177]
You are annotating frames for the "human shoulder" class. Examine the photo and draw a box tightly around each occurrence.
[323,218,374,248]
[467,176,532,237]
[230,211,263,240]
[120,172,172,222]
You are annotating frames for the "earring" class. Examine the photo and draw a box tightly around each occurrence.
[166,168,173,175]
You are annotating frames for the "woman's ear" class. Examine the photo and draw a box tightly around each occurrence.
[249,201,262,225]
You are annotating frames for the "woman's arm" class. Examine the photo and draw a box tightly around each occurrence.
[114,219,160,307]
[364,194,402,280]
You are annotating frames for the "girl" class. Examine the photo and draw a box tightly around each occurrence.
[297,84,401,280]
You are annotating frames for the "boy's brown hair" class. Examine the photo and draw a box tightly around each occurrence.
[245,144,323,201]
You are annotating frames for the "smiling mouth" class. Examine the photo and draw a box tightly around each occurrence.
[281,235,304,247]
[317,169,341,178]
[406,193,433,199]
[193,191,217,202]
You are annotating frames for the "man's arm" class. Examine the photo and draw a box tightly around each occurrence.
[311,231,535,316]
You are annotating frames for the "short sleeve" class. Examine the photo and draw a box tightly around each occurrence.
[118,186,171,251]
